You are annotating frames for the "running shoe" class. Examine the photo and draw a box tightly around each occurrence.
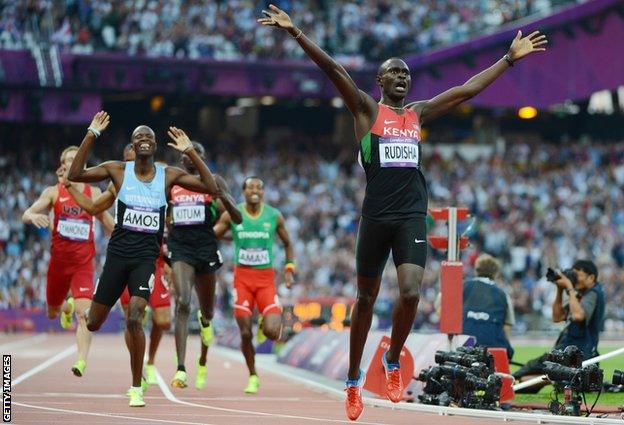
[126,377,148,396]
[60,297,75,329]
[256,316,266,344]
[171,370,188,388]
[71,359,86,377]
[127,387,145,407]
[345,369,366,421]
[244,375,259,394]
[145,364,157,385]
[197,310,214,346]
[381,351,403,403]
[195,358,207,390]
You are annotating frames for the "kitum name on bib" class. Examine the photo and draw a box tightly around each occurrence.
[58,218,90,241]
[122,206,160,233]
[173,205,205,225]
[238,248,270,266]
[379,137,419,168]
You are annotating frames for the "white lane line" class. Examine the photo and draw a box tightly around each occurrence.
[0,334,47,351]
[13,345,76,387]
[13,402,215,425]
[154,368,383,425]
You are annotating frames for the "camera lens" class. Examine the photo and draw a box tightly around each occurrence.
[613,369,623,386]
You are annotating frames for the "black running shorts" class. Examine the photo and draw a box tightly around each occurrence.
[93,253,155,306]
[167,242,223,275]
[356,215,427,277]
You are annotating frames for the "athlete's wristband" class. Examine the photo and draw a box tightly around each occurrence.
[284,262,296,273]
[503,53,514,67]
[87,126,101,138]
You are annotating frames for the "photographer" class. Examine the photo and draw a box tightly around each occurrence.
[513,260,605,387]
[461,254,516,359]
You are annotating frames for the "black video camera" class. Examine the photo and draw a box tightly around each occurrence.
[545,345,583,368]
[546,267,577,286]
[612,369,623,386]
[543,362,603,392]
[434,348,495,370]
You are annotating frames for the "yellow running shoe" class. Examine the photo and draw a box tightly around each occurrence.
[197,310,214,346]
[126,377,148,396]
[256,316,266,345]
[145,364,157,385]
[244,375,259,394]
[71,359,86,377]
[60,297,75,329]
[171,370,187,388]
[127,387,145,407]
[195,359,207,390]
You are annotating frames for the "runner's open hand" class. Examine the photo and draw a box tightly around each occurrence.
[30,213,50,229]
[257,4,294,30]
[507,30,547,61]
[89,111,110,134]
[167,127,193,153]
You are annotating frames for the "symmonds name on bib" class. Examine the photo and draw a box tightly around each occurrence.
[57,218,90,241]
[173,205,205,225]
[122,206,160,233]
[238,248,270,266]
[379,137,419,168]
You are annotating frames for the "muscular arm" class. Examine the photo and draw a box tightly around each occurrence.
[214,174,242,224]
[22,186,56,228]
[167,166,218,196]
[276,212,294,288]
[66,182,116,217]
[409,30,547,125]
[409,60,510,125]
[276,213,294,262]
[213,211,232,239]
[90,186,116,234]
[259,5,376,137]
[552,287,567,323]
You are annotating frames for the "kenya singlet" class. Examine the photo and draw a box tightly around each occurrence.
[358,104,427,219]
[51,183,95,263]
[231,203,278,270]
[168,185,219,247]
[107,161,167,260]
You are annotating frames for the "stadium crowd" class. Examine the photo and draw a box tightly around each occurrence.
[1,0,581,62]
[1,123,623,335]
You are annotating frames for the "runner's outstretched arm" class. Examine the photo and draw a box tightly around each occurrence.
[214,175,242,224]
[408,31,547,125]
[167,127,219,195]
[68,111,117,183]
[258,4,377,124]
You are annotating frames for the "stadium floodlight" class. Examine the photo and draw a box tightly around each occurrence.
[518,106,538,119]
[260,96,276,106]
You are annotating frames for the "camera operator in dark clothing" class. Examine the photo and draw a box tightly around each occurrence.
[513,260,605,391]
[435,254,515,359]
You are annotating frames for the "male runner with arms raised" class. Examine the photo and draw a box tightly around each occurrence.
[168,141,242,389]
[68,111,219,407]
[259,4,547,420]
[22,146,114,377]
[214,176,294,394]
[66,144,172,387]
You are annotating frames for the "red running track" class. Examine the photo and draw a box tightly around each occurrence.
[3,333,535,425]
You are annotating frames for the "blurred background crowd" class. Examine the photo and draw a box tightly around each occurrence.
[1,0,583,62]
[2,123,623,335]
